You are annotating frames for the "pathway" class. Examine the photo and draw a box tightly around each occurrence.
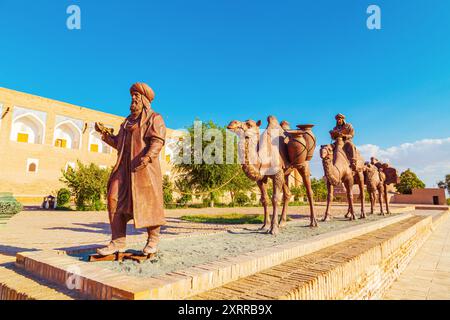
[383,213,450,300]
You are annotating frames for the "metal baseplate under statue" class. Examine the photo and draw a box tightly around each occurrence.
[88,251,156,264]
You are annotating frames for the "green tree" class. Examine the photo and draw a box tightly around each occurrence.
[290,186,304,202]
[226,170,256,205]
[174,177,193,207]
[174,120,247,207]
[395,169,426,195]
[163,175,174,206]
[310,178,328,202]
[60,161,110,211]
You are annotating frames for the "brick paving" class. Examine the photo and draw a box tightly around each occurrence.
[384,212,450,300]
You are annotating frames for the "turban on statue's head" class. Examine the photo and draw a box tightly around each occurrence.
[130,82,155,105]
[335,113,346,120]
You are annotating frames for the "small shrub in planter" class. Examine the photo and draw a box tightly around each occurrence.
[57,188,71,207]
[0,193,23,215]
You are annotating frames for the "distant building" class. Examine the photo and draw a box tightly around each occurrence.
[0,87,182,204]
[391,188,447,206]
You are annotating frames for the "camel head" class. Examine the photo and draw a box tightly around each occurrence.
[364,162,377,176]
[227,119,262,141]
[267,115,280,128]
[320,144,334,161]
[280,120,290,130]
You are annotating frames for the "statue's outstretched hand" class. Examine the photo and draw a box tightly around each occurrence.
[94,122,105,134]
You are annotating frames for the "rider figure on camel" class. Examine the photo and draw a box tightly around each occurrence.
[329,113,358,170]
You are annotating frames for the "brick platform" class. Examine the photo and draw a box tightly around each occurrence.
[13,212,427,300]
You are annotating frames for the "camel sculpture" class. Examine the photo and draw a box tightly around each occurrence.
[365,157,400,215]
[227,118,290,235]
[320,137,366,221]
[227,116,317,234]
[364,162,387,215]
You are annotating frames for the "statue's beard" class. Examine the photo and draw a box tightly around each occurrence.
[130,102,143,119]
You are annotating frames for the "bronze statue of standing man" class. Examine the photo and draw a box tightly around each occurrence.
[95,83,166,256]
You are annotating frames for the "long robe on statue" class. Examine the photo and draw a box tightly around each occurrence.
[103,106,166,230]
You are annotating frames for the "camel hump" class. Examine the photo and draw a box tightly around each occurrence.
[258,123,289,175]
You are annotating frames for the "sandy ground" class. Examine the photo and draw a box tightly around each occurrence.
[72,211,407,278]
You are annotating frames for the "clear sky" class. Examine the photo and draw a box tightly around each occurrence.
[1,0,449,185]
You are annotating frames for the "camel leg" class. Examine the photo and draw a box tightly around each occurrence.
[299,164,317,227]
[370,191,375,215]
[384,185,390,214]
[345,206,351,219]
[344,179,355,220]
[323,181,333,222]
[269,172,284,235]
[257,180,271,231]
[279,175,291,228]
[358,172,366,219]
[379,186,385,216]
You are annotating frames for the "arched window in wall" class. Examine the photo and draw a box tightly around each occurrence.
[26,158,39,173]
[10,113,45,144]
[88,127,111,154]
[53,121,82,150]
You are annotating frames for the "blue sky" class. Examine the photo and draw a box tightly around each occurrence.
[1,0,449,185]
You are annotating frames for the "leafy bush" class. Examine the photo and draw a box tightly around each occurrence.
[0,193,23,215]
[447,198,450,206]
[60,161,110,211]
[163,175,174,206]
[57,188,71,207]
[235,193,250,206]
[290,186,304,202]
[310,178,328,202]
